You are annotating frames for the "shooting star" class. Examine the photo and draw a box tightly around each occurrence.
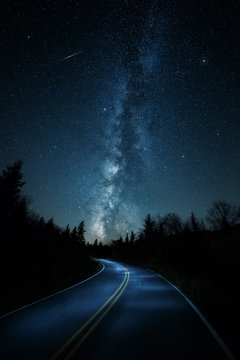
[58,51,82,62]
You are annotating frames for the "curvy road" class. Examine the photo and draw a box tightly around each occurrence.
[0,259,236,360]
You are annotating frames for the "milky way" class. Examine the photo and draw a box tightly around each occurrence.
[88,6,161,242]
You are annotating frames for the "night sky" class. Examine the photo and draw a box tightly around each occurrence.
[1,0,240,242]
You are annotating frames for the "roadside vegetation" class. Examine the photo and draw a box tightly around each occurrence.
[0,161,99,316]
[88,204,240,356]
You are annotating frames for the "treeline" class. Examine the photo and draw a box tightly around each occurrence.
[88,204,240,356]
[0,161,98,315]
[88,202,240,266]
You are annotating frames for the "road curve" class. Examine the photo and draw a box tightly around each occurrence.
[0,259,235,360]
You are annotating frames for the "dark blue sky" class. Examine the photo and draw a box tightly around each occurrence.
[1,0,240,242]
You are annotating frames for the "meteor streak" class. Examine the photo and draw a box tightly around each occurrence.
[58,51,82,62]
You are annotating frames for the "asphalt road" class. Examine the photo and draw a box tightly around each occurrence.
[0,259,235,360]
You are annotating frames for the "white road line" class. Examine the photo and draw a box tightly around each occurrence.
[149,269,236,360]
[0,262,105,320]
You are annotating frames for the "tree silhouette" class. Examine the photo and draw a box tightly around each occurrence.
[130,231,135,243]
[0,161,27,226]
[119,236,123,245]
[143,214,155,241]
[162,213,183,235]
[199,218,206,231]
[206,201,240,230]
[62,224,71,242]
[77,221,86,246]
[71,226,78,242]
[0,161,29,246]
[190,212,200,232]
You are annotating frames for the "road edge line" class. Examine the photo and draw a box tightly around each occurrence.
[0,261,105,320]
[148,269,236,360]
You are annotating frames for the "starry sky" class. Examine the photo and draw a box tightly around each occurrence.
[1,0,240,242]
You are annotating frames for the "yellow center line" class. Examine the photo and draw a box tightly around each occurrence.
[64,270,130,360]
[51,267,129,360]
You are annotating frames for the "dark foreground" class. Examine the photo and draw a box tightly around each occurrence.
[0,259,235,360]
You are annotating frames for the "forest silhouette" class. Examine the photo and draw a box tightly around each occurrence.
[0,161,98,315]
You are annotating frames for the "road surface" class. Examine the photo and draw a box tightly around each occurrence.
[0,259,235,359]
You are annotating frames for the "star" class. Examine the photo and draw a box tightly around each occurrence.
[199,56,208,65]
